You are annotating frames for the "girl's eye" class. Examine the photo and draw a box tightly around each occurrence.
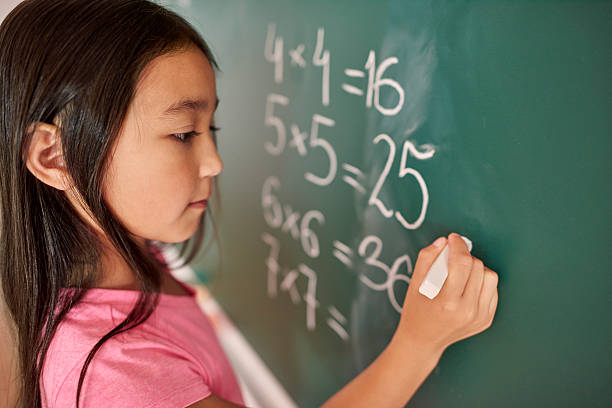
[172,127,220,143]
[172,131,199,143]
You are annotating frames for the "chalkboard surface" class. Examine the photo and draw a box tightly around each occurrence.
[163,1,611,406]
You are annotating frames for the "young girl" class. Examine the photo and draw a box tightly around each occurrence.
[0,0,499,407]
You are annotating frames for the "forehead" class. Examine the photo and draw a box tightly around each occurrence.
[132,45,216,116]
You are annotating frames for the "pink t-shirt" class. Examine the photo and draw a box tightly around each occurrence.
[40,264,244,407]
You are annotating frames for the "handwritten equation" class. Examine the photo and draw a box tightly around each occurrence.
[265,24,405,115]
[261,23,437,342]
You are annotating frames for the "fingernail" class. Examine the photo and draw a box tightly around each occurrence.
[433,236,446,247]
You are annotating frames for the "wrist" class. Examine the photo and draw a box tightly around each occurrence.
[388,332,444,368]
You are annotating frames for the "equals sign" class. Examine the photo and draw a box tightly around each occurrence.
[327,306,349,341]
[341,69,365,96]
[332,240,354,268]
[342,163,366,194]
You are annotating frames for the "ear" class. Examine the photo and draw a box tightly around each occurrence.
[25,122,72,190]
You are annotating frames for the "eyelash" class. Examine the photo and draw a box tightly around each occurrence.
[172,126,220,143]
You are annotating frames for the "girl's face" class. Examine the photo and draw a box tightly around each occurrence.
[102,45,222,245]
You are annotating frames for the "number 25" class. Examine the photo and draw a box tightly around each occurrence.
[368,134,430,230]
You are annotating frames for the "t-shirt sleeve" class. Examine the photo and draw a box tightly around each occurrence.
[51,337,213,408]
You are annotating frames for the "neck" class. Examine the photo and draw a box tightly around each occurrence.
[95,232,143,291]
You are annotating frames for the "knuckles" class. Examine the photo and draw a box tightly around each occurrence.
[453,254,474,270]
[419,244,437,256]
[439,297,480,327]
[417,246,436,262]
[462,306,476,323]
[484,269,499,287]
[473,258,484,271]
[441,300,459,314]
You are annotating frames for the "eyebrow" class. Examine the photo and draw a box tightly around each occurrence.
[160,97,219,117]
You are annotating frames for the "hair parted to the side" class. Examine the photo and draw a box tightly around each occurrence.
[0,0,220,406]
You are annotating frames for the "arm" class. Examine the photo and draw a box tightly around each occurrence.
[188,234,498,408]
[184,344,439,408]
[322,233,499,407]
[321,336,442,407]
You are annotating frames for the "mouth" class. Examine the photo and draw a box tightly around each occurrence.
[188,199,208,209]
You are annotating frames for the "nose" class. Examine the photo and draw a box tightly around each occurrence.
[197,133,223,178]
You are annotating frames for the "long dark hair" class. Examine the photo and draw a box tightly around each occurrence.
[0,1,219,406]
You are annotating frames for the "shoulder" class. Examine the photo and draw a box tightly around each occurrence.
[42,313,212,407]
[43,334,213,407]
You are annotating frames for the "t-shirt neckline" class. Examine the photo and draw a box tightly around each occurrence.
[60,242,197,306]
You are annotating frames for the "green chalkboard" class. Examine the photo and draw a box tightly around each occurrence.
[164,1,611,406]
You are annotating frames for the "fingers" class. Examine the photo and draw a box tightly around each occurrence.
[439,233,472,297]
[461,256,484,301]
[456,267,498,340]
[410,236,448,288]
[488,291,499,316]
[473,267,498,330]
[479,267,498,312]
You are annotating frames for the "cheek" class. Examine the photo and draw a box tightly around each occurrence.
[103,151,196,237]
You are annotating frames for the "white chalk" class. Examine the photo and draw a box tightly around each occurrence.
[418,235,473,299]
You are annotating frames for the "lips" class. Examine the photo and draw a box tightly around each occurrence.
[188,199,208,209]
[190,195,209,204]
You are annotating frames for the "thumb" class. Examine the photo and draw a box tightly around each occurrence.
[410,236,448,288]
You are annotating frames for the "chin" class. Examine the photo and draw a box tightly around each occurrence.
[160,224,200,244]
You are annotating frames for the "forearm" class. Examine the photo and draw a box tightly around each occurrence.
[321,336,442,408]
